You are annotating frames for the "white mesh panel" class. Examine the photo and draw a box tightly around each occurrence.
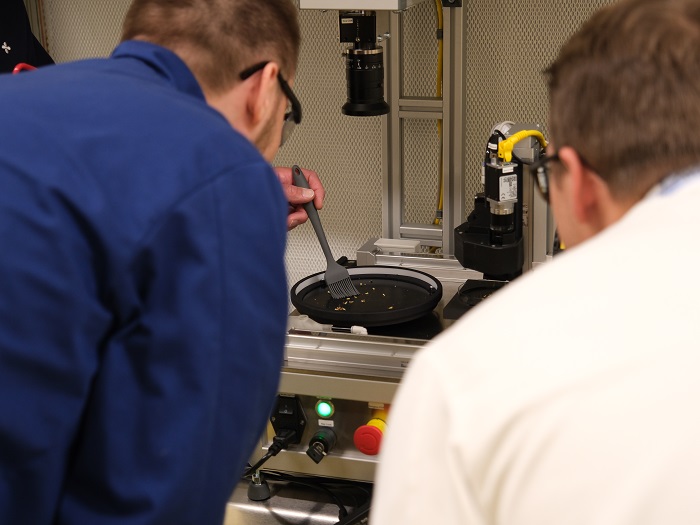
[403,0,440,98]
[42,0,131,60]
[402,119,441,225]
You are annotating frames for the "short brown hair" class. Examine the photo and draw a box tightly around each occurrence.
[546,0,700,200]
[121,0,301,94]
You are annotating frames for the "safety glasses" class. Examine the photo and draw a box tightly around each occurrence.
[529,150,597,203]
[529,152,559,202]
[239,61,302,147]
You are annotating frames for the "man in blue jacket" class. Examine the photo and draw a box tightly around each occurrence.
[0,1,322,523]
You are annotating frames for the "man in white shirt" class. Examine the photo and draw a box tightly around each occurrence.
[372,0,700,523]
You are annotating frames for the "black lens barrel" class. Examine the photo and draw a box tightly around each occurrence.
[343,48,389,116]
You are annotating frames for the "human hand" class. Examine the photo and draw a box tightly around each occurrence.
[274,166,326,230]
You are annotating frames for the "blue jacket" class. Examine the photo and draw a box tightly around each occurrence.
[0,40,288,524]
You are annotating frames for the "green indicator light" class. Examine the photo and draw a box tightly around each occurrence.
[316,400,334,418]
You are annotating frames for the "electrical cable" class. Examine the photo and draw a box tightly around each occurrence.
[497,129,548,162]
[428,0,445,255]
[264,471,372,501]
[244,452,274,477]
[484,129,508,166]
[243,469,372,521]
[433,0,444,229]
[242,429,297,477]
[281,478,348,518]
[333,500,370,525]
[240,426,370,520]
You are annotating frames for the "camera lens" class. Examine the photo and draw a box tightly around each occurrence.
[342,47,389,117]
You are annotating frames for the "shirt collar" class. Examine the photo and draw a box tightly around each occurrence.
[111,40,205,101]
[645,164,700,199]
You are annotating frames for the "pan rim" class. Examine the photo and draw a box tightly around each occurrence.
[290,265,443,327]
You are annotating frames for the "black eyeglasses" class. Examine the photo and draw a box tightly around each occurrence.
[239,61,302,147]
[529,152,559,202]
[530,149,597,203]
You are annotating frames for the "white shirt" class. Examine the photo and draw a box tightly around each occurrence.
[372,171,700,525]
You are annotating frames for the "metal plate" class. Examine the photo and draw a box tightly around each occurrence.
[290,265,442,327]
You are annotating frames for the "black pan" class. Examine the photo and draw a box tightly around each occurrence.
[290,265,442,327]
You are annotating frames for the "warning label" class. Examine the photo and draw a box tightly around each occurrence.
[499,175,518,201]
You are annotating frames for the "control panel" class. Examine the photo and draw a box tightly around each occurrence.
[257,393,390,482]
[255,326,422,482]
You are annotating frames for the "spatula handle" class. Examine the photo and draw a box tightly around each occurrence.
[291,165,335,264]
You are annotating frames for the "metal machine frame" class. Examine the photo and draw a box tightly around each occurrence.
[382,4,465,255]
[378,4,553,276]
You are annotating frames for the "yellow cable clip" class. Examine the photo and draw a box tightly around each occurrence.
[497,130,548,163]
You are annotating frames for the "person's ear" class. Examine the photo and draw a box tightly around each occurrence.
[557,146,608,227]
[245,62,280,129]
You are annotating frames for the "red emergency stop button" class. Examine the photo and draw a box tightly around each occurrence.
[353,416,387,455]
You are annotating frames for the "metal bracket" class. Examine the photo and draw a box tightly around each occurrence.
[442,0,462,6]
